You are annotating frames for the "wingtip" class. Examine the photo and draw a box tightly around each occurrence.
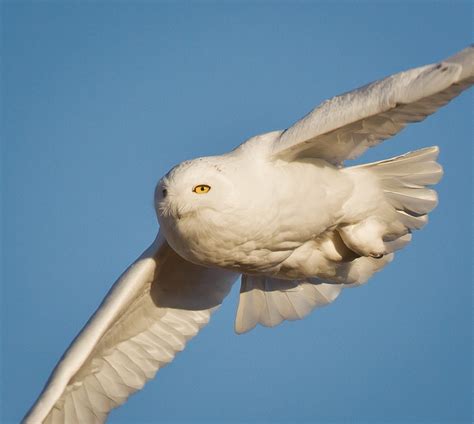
[444,45,474,80]
[427,145,440,157]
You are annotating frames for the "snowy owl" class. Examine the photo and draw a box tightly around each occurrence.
[24,46,473,423]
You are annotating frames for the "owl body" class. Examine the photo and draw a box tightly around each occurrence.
[156,141,391,281]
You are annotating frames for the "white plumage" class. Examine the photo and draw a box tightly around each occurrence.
[24,46,473,423]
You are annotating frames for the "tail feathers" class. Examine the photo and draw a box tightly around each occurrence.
[395,211,428,230]
[359,146,443,230]
[384,233,412,252]
[235,275,341,334]
[384,188,438,216]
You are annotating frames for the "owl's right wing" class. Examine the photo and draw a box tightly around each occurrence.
[23,233,239,424]
[270,46,473,165]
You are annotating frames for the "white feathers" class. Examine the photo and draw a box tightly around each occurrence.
[273,46,473,164]
[357,147,443,230]
[24,235,238,423]
[25,46,473,423]
[235,275,342,334]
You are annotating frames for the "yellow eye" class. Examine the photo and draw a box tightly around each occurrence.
[192,184,211,194]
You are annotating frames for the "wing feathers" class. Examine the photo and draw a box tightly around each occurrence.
[235,275,342,334]
[271,46,473,164]
[25,234,238,424]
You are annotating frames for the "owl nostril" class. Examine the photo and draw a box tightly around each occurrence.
[162,189,168,198]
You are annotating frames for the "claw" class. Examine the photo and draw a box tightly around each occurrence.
[338,218,387,259]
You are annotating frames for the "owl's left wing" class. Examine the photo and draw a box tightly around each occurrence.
[270,46,473,165]
[24,233,238,424]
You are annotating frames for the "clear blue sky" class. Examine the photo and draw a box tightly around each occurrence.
[2,2,472,423]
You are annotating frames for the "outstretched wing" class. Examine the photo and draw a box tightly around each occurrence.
[23,233,239,424]
[271,46,473,165]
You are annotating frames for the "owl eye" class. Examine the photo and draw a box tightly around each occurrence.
[192,184,211,194]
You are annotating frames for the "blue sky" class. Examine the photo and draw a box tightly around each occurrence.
[1,2,472,423]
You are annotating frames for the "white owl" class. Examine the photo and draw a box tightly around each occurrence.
[24,46,473,423]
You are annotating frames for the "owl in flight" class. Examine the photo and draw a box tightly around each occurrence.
[24,46,473,423]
